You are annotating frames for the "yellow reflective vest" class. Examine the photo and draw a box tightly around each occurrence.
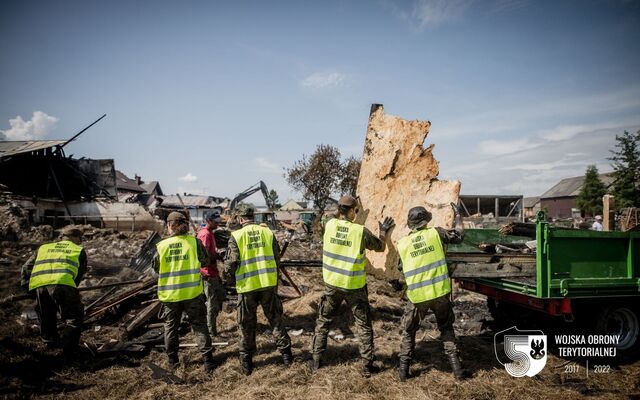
[322,218,366,290]
[29,240,82,290]
[397,228,451,304]
[156,235,203,302]
[231,224,277,293]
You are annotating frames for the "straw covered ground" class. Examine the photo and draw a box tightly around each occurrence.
[1,242,639,400]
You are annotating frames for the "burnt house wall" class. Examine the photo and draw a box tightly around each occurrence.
[0,154,116,200]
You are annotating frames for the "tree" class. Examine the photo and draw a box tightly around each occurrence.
[339,156,361,196]
[266,189,281,210]
[576,165,606,217]
[285,144,343,215]
[608,130,640,208]
[285,144,363,216]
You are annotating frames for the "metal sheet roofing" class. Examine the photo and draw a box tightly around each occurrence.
[540,173,615,198]
[161,195,219,208]
[0,140,66,158]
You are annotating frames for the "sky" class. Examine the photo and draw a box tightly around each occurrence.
[1,0,639,204]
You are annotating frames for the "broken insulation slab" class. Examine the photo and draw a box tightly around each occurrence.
[356,104,460,279]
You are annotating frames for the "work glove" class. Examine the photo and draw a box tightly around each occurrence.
[450,202,461,217]
[378,216,395,235]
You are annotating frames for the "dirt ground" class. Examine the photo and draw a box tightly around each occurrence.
[1,230,639,400]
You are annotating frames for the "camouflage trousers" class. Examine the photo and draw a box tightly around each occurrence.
[399,294,458,363]
[237,288,291,357]
[312,285,374,362]
[204,277,225,336]
[162,295,213,358]
[35,285,84,351]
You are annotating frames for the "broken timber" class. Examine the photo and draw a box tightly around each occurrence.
[0,279,147,306]
[447,252,536,278]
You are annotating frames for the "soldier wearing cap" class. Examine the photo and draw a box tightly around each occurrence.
[197,211,226,338]
[396,204,467,381]
[310,195,395,377]
[21,225,87,355]
[152,211,216,372]
[223,204,292,376]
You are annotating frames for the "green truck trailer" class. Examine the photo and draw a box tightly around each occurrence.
[450,212,640,358]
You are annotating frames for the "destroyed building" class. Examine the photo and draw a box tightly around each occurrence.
[156,194,228,224]
[458,194,524,228]
[0,132,162,231]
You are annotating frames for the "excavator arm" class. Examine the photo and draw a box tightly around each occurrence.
[228,181,270,212]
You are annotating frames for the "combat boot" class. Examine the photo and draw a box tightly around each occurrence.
[203,353,217,373]
[281,347,293,367]
[168,353,179,368]
[361,360,379,378]
[240,354,253,376]
[398,359,410,382]
[447,353,468,380]
[307,354,321,374]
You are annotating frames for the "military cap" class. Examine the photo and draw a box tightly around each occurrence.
[60,225,82,238]
[338,195,357,208]
[407,206,432,229]
[236,204,255,217]
[167,211,187,223]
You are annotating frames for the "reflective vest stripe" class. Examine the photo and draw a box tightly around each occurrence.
[322,218,366,290]
[322,250,363,265]
[34,258,79,268]
[156,235,203,302]
[397,228,450,304]
[403,259,447,278]
[31,268,77,278]
[239,255,276,267]
[158,268,201,279]
[322,264,365,277]
[236,266,277,281]
[406,273,449,291]
[29,241,82,290]
[157,280,203,292]
[231,224,278,293]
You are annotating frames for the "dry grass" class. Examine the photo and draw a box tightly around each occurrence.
[1,260,639,399]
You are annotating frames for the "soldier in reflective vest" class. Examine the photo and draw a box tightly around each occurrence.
[310,195,395,378]
[396,204,467,381]
[20,226,87,355]
[223,204,291,376]
[152,212,215,372]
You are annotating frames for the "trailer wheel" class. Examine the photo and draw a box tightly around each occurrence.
[487,298,526,329]
[595,305,640,360]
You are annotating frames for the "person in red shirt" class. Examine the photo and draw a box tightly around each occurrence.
[197,212,226,337]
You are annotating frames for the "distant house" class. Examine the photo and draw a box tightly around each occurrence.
[115,170,145,194]
[523,197,541,219]
[539,173,614,219]
[140,181,163,196]
[158,194,225,223]
[280,199,308,211]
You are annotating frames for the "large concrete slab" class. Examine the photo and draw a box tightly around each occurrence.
[356,104,460,279]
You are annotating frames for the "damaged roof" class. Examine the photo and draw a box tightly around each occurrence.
[160,194,223,208]
[0,140,66,158]
[115,170,146,193]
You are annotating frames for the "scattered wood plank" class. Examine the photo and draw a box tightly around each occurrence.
[1,279,148,306]
[449,262,536,278]
[123,301,162,339]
